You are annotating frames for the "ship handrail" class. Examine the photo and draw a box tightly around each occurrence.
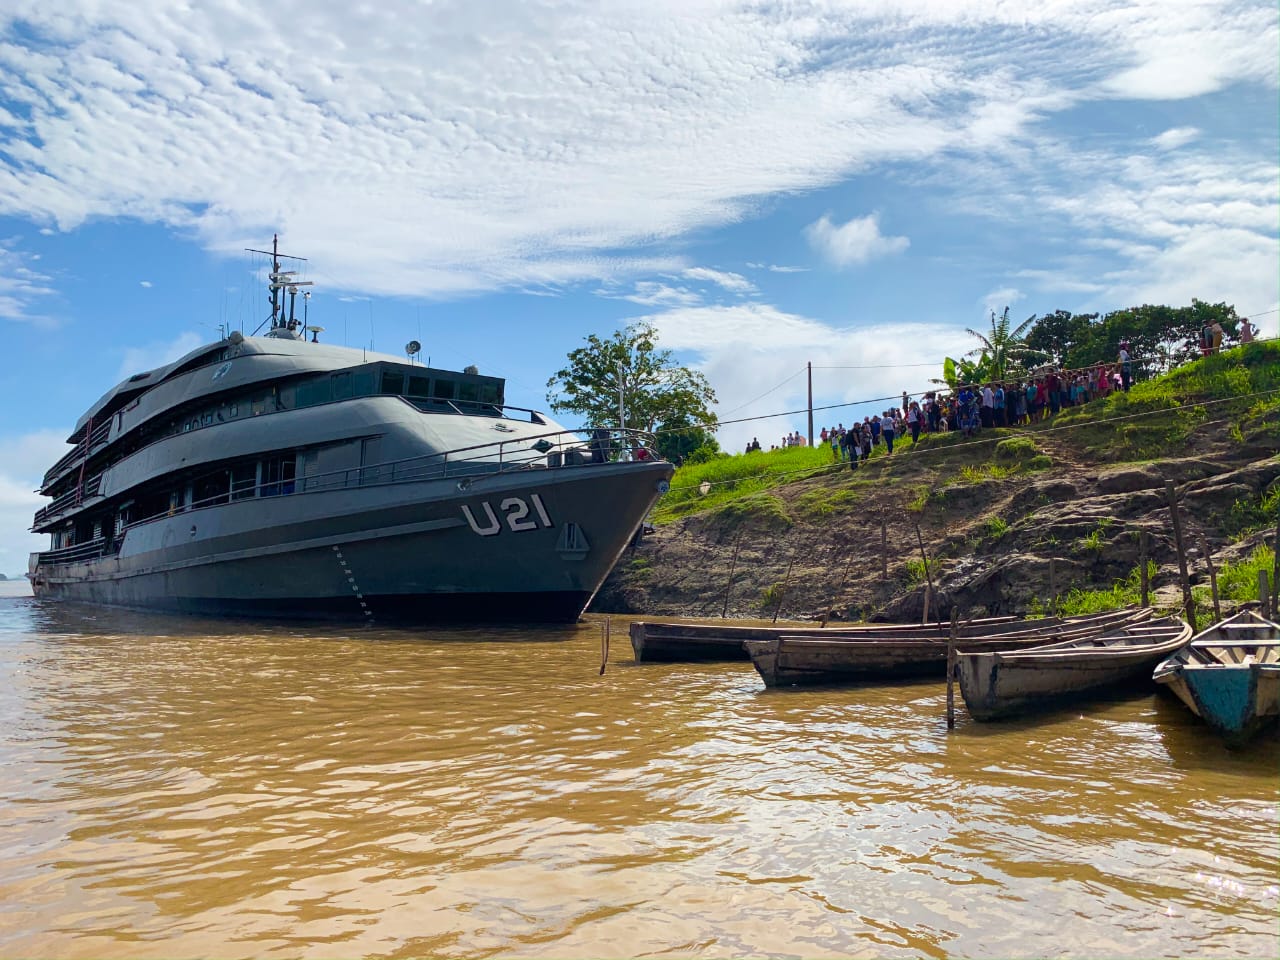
[32,474,104,528]
[40,418,115,491]
[112,425,660,522]
[36,538,112,565]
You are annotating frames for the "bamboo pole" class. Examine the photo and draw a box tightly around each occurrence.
[1202,539,1221,623]
[821,552,856,628]
[880,520,888,581]
[772,556,797,625]
[1258,570,1271,619]
[913,523,934,626]
[1049,557,1057,615]
[1165,480,1197,632]
[1272,512,1279,613]
[599,618,610,675]
[1139,530,1149,608]
[720,532,744,619]
[946,608,959,730]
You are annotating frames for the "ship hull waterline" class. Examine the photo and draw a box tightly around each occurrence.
[32,460,671,623]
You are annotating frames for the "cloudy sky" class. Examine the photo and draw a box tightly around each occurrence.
[1,0,1277,568]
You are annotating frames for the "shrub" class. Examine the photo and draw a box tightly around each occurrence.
[994,437,1039,463]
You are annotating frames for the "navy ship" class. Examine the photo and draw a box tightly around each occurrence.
[28,238,672,621]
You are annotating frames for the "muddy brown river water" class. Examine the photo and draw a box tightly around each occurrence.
[1,586,1276,958]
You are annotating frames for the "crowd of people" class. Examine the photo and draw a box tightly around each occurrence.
[742,324,1266,462]
[793,347,1146,466]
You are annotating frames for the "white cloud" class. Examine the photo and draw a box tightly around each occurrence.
[0,240,57,324]
[767,265,809,274]
[116,330,204,381]
[1152,127,1200,151]
[681,267,756,295]
[139,279,152,287]
[805,213,909,268]
[0,429,74,566]
[611,282,702,308]
[0,0,1273,298]
[981,288,1025,320]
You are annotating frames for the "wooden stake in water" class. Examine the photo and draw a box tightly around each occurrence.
[721,532,744,619]
[880,520,888,581]
[821,552,855,629]
[1139,530,1150,608]
[946,608,959,730]
[599,618,611,675]
[1272,513,1279,614]
[1165,480,1196,632]
[772,556,797,625]
[914,523,934,625]
[1202,538,1221,623]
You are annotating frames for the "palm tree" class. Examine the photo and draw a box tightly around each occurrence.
[965,307,1044,381]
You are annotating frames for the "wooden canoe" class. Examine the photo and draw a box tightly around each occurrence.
[741,609,1154,687]
[957,616,1192,721]
[629,609,1137,664]
[1153,610,1280,747]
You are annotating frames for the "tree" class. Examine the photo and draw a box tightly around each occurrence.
[965,307,1043,381]
[1023,310,1097,367]
[546,322,718,461]
[1020,301,1241,375]
[939,307,1042,388]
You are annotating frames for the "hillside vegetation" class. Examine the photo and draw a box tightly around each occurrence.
[593,341,1280,622]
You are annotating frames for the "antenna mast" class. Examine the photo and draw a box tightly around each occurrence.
[245,234,310,332]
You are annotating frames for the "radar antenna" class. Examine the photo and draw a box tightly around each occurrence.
[245,235,312,334]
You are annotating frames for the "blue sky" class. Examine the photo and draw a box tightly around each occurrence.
[1,0,1278,569]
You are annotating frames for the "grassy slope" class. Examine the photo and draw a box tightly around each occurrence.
[658,341,1279,524]
[639,342,1279,615]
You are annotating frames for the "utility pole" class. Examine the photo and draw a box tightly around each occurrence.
[807,361,814,447]
[617,362,626,432]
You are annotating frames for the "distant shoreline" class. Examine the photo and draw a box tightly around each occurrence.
[0,579,33,598]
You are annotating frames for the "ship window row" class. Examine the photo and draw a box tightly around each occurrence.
[46,363,507,500]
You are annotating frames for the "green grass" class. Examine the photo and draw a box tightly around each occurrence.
[1220,486,1280,539]
[653,445,834,522]
[904,557,929,584]
[1056,562,1158,616]
[1194,544,1276,607]
[1052,341,1280,460]
[983,515,1009,539]
[993,436,1039,463]
[793,483,867,519]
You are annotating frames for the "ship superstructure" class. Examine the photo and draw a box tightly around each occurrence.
[29,238,672,621]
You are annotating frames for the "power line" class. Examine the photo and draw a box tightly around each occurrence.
[664,383,1280,494]
[719,367,809,415]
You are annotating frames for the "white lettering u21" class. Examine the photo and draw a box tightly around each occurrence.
[463,494,553,536]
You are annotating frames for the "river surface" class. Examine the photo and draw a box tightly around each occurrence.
[1,580,1276,959]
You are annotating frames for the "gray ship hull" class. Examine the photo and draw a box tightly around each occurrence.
[32,460,671,623]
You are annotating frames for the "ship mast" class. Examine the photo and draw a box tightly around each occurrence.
[246,235,311,335]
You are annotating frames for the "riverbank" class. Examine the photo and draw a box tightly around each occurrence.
[592,342,1280,622]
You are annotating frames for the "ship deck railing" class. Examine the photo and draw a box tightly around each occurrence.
[36,426,665,551]
[36,537,116,566]
[33,474,104,528]
[42,419,113,491]
[184,425,660,509]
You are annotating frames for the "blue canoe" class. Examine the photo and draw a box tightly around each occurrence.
[1153,610,1280,748]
